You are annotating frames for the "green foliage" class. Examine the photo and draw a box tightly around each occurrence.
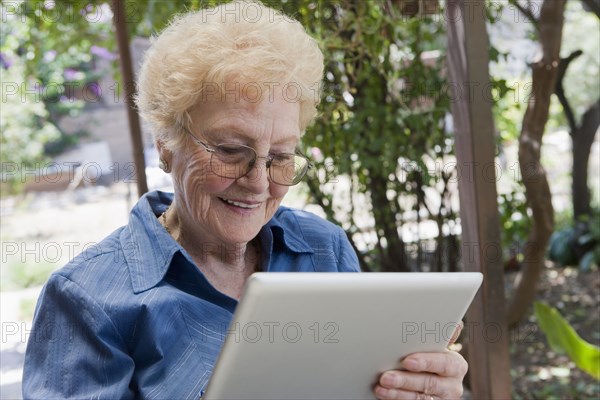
[576,211,600,272]
[130,0,198,37]
[19,297,38,321]
[548,228,579,266]
[1,259,56,291]
[2,1,114,118]
[493,80,524,143]
[1,30,59,193]
[275,0,457,271]
[549,209,600,271]
[535,301,600,380]
[556,0,600,126]
[0,1,114,194]
[498,189,530,260]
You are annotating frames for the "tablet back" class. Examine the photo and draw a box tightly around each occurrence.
[203,272,482,400]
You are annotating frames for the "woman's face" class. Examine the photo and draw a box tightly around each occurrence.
[168,91,301,245]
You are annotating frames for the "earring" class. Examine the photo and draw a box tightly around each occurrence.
[158,159,169,172]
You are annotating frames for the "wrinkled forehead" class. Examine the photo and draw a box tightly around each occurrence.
[188,83,302,145]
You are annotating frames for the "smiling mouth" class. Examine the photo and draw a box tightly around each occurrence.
[219,198,261,209]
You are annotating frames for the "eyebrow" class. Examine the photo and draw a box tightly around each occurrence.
[204,127,298,146]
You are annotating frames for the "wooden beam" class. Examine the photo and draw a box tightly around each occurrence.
[445,0,512,398]
[113,0,148,197]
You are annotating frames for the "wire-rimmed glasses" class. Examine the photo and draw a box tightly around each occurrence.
[183,127,313,186]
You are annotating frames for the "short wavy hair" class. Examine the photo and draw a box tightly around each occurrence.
[135,0,325,150]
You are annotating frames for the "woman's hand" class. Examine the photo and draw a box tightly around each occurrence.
[373,323,467,400]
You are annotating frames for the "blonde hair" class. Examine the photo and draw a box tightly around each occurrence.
[135,0,324,150]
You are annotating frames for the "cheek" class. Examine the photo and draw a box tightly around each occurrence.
[265,185,288,215]
[180,156,234,195]
[200,176,236,194]
[270,184,289,199]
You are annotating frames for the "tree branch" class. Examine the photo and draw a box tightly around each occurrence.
[507,0,566,327]
[581,0,600,19]
[555,50,583,135]
[509,0,540,30]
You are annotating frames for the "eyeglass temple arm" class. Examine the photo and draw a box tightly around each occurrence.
[294,148,314,170]
[182,126,215,153]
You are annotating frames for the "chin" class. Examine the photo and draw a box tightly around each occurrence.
[217,225,262,245]
[210,208,264,243]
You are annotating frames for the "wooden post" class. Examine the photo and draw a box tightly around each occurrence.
[445,0,512,397]
[113,0,148,197]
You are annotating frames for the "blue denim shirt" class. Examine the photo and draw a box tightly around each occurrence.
[22,191,360,399]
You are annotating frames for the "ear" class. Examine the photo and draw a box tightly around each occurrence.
[156,139,173,173]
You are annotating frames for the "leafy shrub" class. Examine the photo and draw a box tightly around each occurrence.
[549,209,600,271]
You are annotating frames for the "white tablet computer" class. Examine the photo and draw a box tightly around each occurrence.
[203,272,483,400]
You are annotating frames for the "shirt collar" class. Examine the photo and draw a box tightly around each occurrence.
[263,211,314,254]
[121,191,313,294]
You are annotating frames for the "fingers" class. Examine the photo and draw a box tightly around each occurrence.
[376,370,462,400]
[448,321,464,345]
[374,351,468,400]
[402,351,468,378]
[374,385,438,400]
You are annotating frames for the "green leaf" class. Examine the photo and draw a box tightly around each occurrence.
[535,301,600,380]
[548,229,577,266]
[577,233,595,247]
[579,251,597,272]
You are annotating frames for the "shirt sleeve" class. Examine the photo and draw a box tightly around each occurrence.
[22,274,136,400]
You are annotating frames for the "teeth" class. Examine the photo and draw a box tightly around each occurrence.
[222,198,260,209]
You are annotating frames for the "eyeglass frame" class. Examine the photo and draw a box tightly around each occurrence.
[181,125,314,186]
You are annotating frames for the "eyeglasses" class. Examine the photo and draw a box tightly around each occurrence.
[183,127,313,186]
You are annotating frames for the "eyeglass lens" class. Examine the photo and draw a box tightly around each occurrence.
[209,144,308,186]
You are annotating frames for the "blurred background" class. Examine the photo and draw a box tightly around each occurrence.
[1,0,599,398]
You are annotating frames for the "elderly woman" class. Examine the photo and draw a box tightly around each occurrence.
[23,1,467,399]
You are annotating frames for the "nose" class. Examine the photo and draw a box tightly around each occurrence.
[237,158,270,194]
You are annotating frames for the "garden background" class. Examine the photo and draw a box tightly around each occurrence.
[1,0,599,398]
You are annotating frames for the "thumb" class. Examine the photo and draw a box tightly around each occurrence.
[449,321,464,345]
